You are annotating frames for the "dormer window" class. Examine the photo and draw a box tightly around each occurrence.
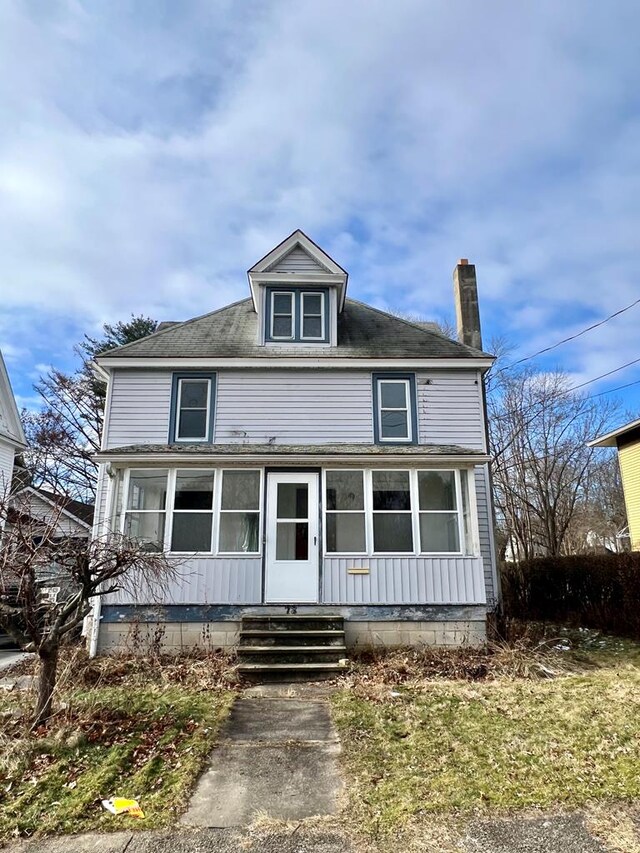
[265,288,329,343]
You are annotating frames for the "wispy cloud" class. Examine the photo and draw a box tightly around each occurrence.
[1,0,639,407]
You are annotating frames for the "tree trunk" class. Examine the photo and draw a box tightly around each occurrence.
[33,646,59,728]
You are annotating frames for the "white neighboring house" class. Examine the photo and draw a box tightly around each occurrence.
[89,231,500,664]
[0,349,26,499]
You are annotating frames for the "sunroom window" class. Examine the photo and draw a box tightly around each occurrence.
[418,470,461,553]
[124,469,168,551]
[170,470,214,552]
[325,470,366,553]
[372,470,413,552]
[218,470,261,553]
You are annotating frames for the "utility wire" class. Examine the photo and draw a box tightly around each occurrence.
[493,296,640,376]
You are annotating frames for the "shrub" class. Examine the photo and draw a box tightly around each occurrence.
[501,552,640,639]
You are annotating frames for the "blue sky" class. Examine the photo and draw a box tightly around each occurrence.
[1,0,640,423]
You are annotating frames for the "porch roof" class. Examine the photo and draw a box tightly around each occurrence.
[95,442,490,465]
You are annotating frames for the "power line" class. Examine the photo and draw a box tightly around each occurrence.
[587,377,640,400]
[493,295,640,376]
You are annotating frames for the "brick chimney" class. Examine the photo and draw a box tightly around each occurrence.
[453,259,483,350]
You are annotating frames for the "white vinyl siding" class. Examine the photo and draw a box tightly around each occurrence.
[0,439,15,495]
[417,370,485,450]
[215,370,373,444]
[268,246,327,273]
[105,370,172,449]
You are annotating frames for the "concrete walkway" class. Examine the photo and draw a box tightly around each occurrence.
[181,695,344,827]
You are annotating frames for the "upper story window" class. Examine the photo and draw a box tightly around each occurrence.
[265,288,329,343]
[170,373,216,443]
[373,373,417,444]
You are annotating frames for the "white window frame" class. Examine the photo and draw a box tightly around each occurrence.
[120,468,265,557]
[322,468,472,558]
[322,469,368,556]
[216,468,264,556]
[377,379,412,443]
[176,377,211,443]
[121,468,169,551]
[270,291,295,341]
[370,469,414,555]
[300,291,326,341]
[167,469,216,555]
[416,470,465,556]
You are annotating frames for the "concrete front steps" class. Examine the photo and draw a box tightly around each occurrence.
[236,615,349,681]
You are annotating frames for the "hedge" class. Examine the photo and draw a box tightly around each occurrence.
[500,552,640,639]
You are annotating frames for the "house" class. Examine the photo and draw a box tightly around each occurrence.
[589,418,640,551]
[88,231,499,661]
[0,349,26,499]
[12,486,94,541]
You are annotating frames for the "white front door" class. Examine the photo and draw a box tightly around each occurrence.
[265,472,320,603]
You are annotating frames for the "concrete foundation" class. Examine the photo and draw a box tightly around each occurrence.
[97,617,486,653]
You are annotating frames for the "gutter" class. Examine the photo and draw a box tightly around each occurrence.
[94,451,491,466]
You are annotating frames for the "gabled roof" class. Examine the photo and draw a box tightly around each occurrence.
[0,350,26,448]
[247,229,349,310]
[96,297,493,362]
[17,486,94,529]
[588,417,640,448]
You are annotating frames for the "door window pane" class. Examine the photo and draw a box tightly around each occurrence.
[175,471,214,510]
[326,471,364,510]
[373,514,413,552]
[418,471,457,510]
[221,471,260,510]
[219,513,260,552]
[277,483,308,519]
[372,471,411,510]
[326,514,366,553]
[276,522,309,560]
[419,513,460,552]
[127,471,168,510]
[171,514,213,552]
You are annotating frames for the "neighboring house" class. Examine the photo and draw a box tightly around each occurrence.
[12,486,94,540]
[89,230,499,658]
[589,418,640,551]
[0,349,26,499]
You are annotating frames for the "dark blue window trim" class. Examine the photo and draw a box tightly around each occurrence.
[265,287,330,343]
[169,372,216,443]
[372,373,418,445]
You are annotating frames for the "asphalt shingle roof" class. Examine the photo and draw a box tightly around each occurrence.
[97,298,492,361]
[96,443,487,459]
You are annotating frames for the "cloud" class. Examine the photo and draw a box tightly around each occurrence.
[1,0,640,410]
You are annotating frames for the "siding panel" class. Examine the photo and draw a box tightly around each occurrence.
[0,440,14,495]
[107,557,262,605]
[323,556,486,605]
[269,246,327,273]
[475,465,497,604]
[417,371,484,450]
[216,371,373,444]
[106,371,172,449]
[618,441,640,549]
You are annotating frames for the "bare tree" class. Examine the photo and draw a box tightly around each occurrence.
[0,492,176,727]
[23,316,158,502]
[488,367,622,560]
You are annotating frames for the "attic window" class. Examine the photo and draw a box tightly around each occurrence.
[265,288,329,343]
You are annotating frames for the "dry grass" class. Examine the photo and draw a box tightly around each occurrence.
[0,648,238,839]
[585,804,640,853]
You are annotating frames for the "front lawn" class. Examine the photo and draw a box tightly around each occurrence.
[0,652,236,839]
[332,640,640,839]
